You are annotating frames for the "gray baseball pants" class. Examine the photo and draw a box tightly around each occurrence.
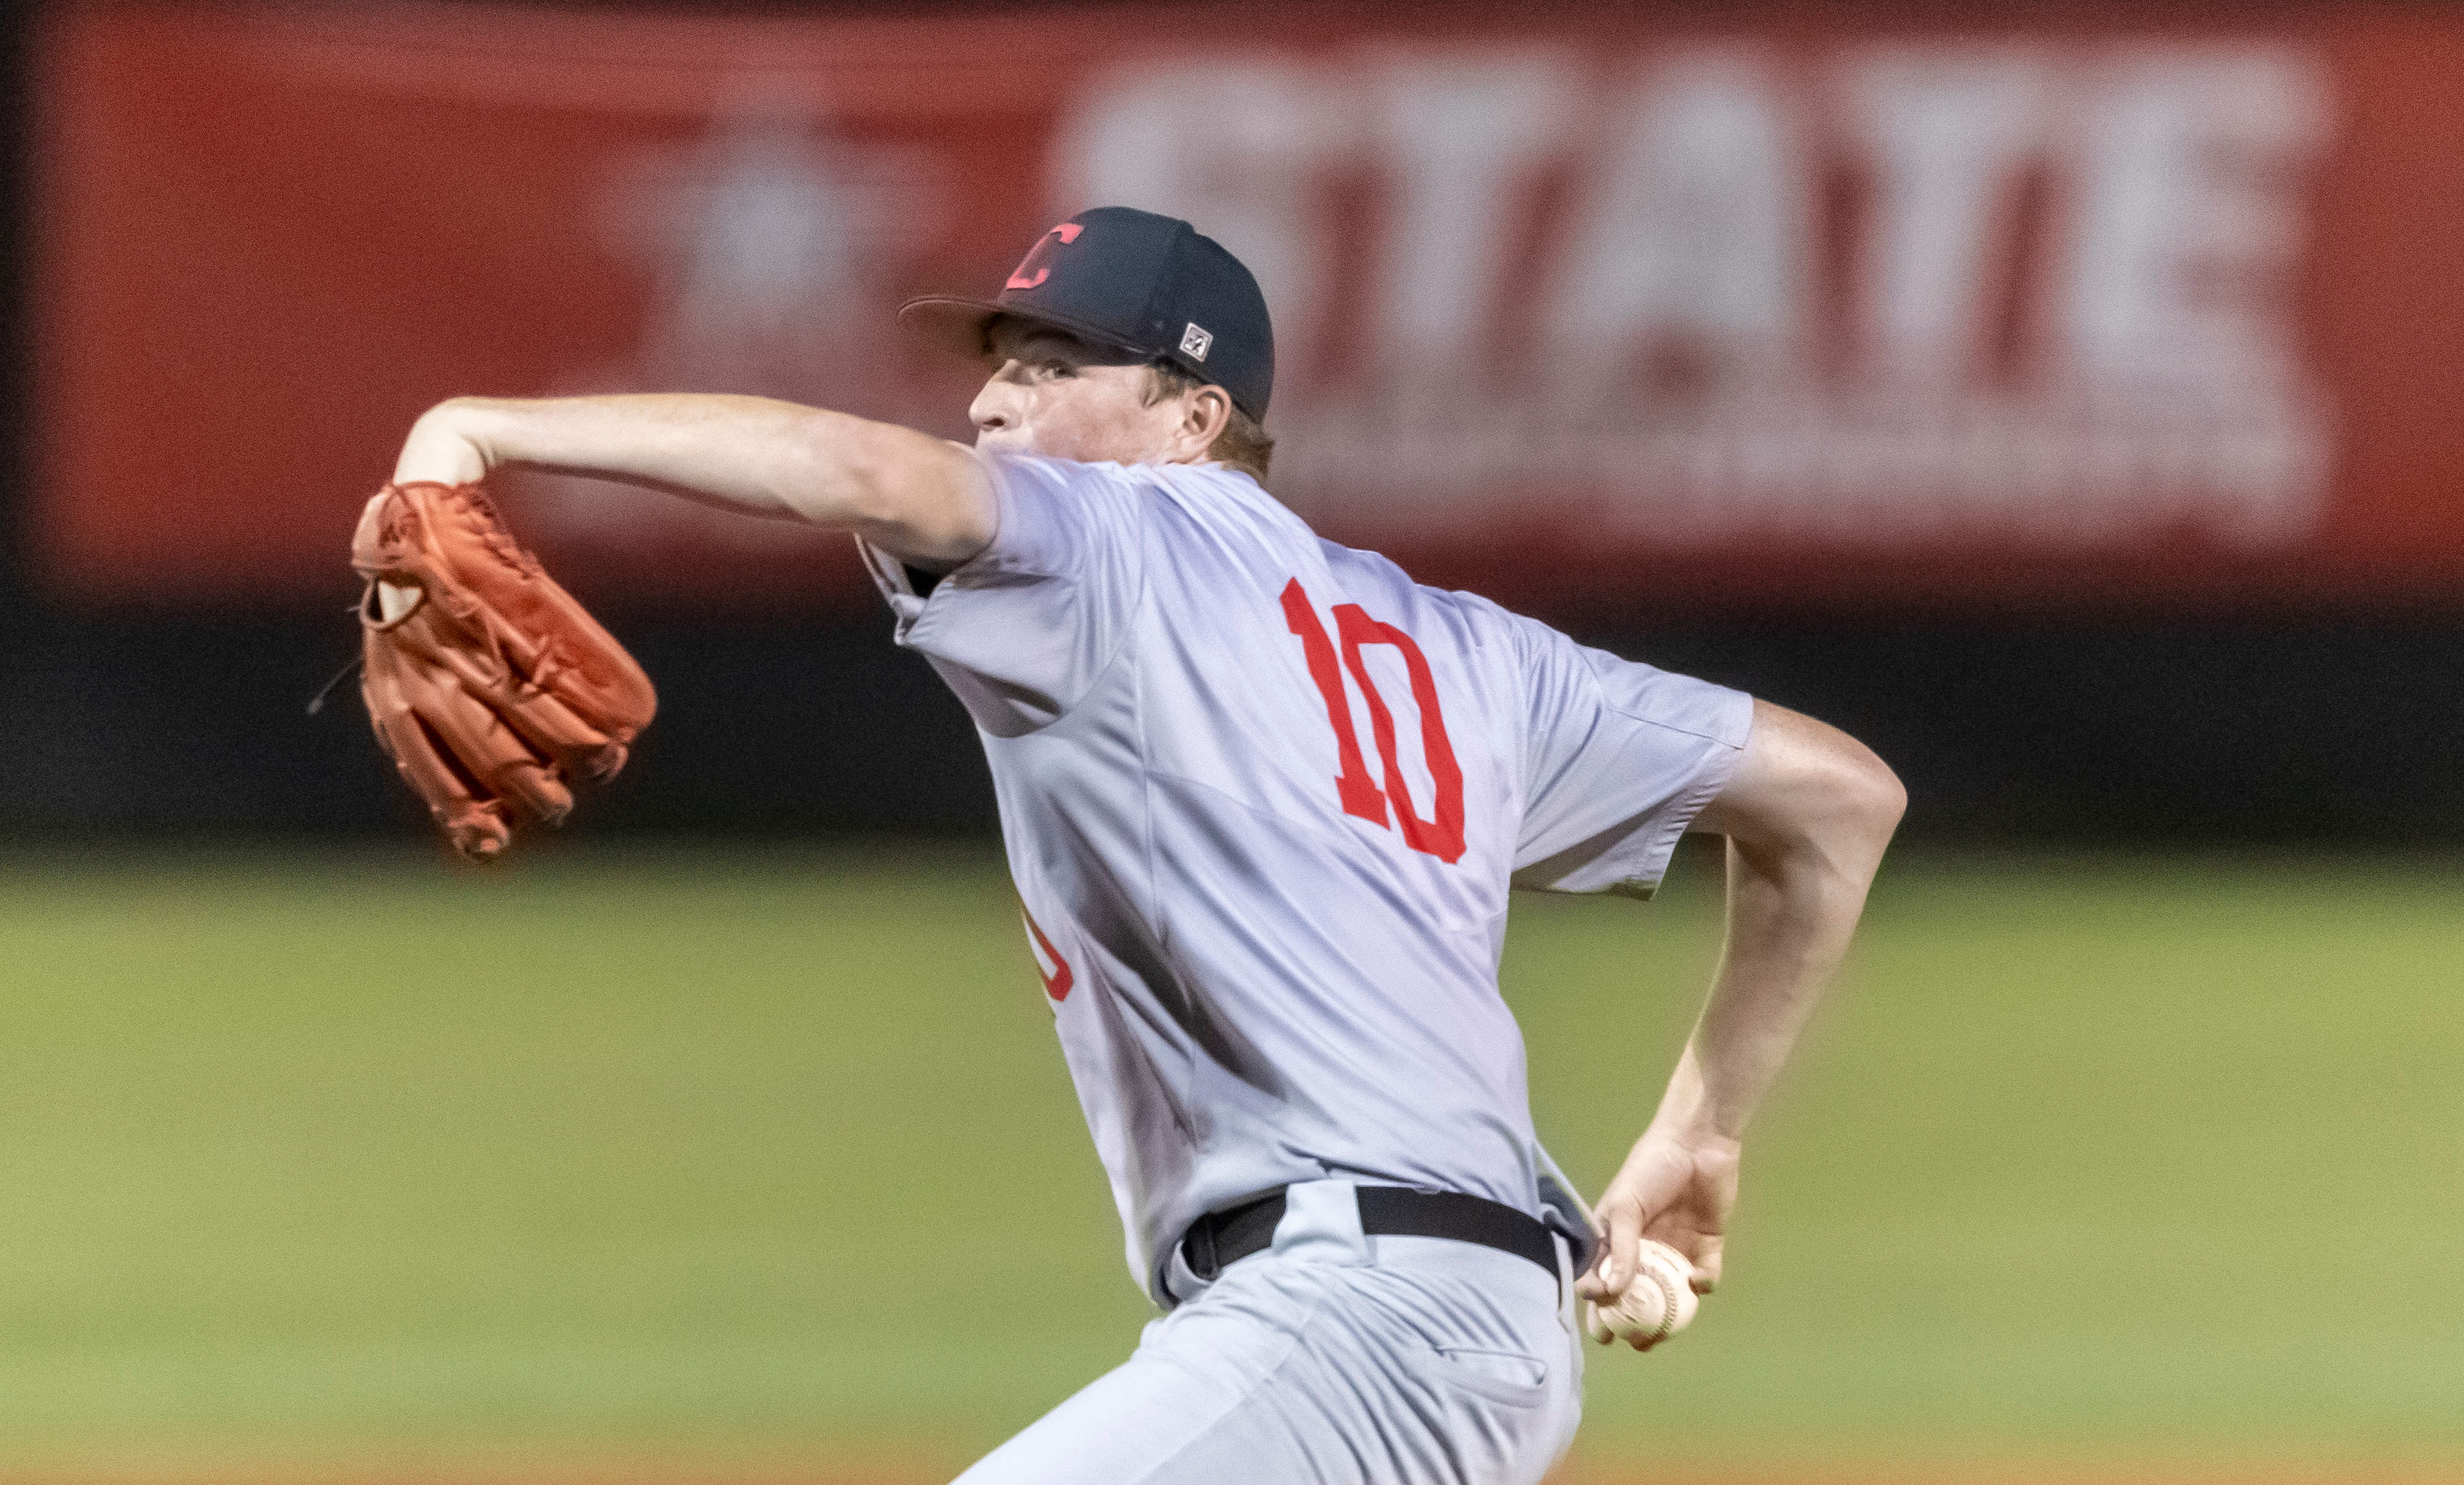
[953,1179,1584,1485]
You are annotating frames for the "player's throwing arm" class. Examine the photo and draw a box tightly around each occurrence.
[356,394,1003,856]
[1577,702,1904,1349]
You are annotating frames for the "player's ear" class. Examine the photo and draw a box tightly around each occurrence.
[1181,383,1232,453]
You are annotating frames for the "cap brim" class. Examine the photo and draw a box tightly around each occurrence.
[895,296,1004,359]
[895,296,1159,366]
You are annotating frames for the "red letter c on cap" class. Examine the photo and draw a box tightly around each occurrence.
[1005,222,1085,291]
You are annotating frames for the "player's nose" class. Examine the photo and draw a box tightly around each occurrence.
[970,362,1026,435]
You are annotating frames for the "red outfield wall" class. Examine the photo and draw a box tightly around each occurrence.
[33,3,2464,615]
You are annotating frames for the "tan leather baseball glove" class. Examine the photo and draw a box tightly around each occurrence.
[352,480,656,861]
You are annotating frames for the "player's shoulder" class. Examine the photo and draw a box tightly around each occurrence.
[979,447,1150,510]
[986,449,1284,530]
[1140,458,1293,521]
[1310,536,1555,662]
[1310,536,1754,740]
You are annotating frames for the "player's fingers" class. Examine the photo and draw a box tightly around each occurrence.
[1690,1237,1724,1294]
[1644,1214,1722,1294]
[1593,1199,1642,1299]
[1573,1233,1609,1299]
[1574,1253,1612,1301]
[1583,1302,1614,1346]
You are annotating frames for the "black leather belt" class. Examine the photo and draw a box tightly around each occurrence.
[1179,1186,1560,1282]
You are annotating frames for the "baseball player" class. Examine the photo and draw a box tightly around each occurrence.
[383,206,1903,1483]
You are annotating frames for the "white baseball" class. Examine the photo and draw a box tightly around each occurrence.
[1585,1238,1700,1346]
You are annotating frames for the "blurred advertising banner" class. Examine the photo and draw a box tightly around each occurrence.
[33,3,2464,613]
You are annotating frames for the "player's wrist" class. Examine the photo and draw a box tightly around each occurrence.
[1639,1118,1740,1162]
[392,398,500,487]
[1638,1050,1744,1148]
[1641,1088,1745,1154]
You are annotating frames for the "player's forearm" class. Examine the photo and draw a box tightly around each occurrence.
[1658,702,1905,1144]
[1652,828,1890,1144]
[391,395,993,563]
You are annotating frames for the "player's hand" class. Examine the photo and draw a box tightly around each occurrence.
[1576,1125,1738,1350]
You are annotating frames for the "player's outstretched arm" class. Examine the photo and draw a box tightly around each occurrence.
[390,394,995,566]
[1578,700,1904,1347]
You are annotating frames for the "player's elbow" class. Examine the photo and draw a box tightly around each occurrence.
[778,409,900,519]
[1765,738,1901,879]
[1706,703,1904,875]
[782,411,991,560]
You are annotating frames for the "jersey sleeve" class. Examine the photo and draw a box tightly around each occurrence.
[1508,620,1755,899]
[859,449,1147,737]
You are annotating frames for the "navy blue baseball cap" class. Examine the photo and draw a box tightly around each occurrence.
[899,206,1274,423]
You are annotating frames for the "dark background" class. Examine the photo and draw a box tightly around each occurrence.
[2,1,2456,850]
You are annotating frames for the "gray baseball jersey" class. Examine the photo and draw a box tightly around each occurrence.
[864,451,1752,1307]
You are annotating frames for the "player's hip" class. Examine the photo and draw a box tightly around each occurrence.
[956,1190,1582,1485]
[1156,1181,1585,1463]
[1178,1187,1572,1347]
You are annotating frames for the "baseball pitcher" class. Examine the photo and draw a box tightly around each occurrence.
[373,207,1903,1484]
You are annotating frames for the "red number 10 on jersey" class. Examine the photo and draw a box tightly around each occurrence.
[1279,578,1467,864]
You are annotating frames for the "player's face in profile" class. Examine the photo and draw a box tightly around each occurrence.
[971,321,1190,465]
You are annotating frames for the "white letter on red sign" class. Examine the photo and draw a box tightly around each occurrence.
[1054,62,1354,374]
[1538,52,1811,392]
[1366,52,1576,375]
[2049,47,2327,392]
[1838,48,2050,388]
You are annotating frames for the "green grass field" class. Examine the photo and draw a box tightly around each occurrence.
[0,844,2457,1473]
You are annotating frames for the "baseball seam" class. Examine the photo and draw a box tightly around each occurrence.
[1638,1263,1679,1343]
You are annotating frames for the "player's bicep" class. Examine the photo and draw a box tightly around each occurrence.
[1690,700,1905,853]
